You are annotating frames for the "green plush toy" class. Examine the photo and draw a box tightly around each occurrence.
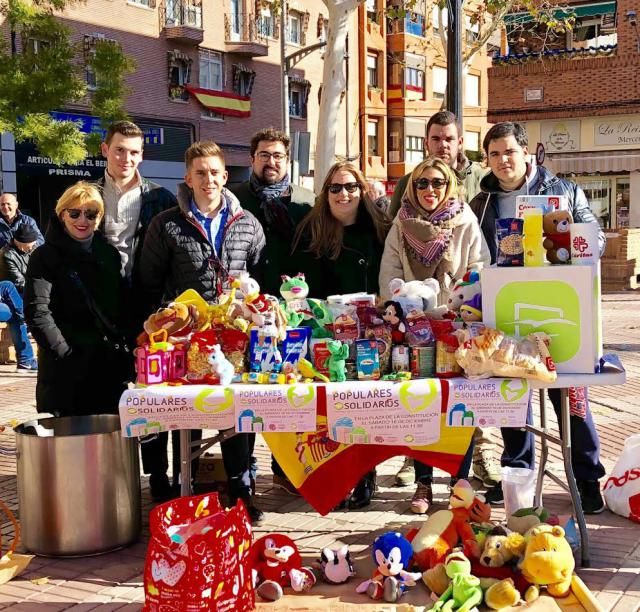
[327,340,349,382]
[432,550,483,612]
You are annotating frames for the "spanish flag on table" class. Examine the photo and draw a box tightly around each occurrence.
[185,86,251,118]
[263,382,474,515]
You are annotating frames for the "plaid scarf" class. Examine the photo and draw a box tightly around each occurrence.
[399,196,463,266]
[249,172,294,239]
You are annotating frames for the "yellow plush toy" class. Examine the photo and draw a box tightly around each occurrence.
[485,578,521,610]
[520,525,575,600]
[479,527,526,568]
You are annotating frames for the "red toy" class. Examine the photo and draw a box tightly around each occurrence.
[250,534,316,601]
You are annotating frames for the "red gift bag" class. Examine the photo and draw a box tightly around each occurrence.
[144,492,255,611]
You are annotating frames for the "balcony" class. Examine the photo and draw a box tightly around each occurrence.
[160,0,203,45]
[367,86,385,108]
[224,12,269,57]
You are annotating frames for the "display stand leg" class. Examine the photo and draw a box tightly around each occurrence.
[534,389,548,507]
[560,388,590,567]
[180,429,192,497]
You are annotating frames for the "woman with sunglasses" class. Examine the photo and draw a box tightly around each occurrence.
[291,161,390,508]
[24,181,133,417]
[379,156,489,514]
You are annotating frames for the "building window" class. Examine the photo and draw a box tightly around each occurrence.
[368,120,379,156]
[367,54,378,88]
[432,6,447,34]
[168,50,192,100]
[433,65,446,100]
[575,178,611,228]
[388,119,403,162]
[465,73,480,107]
[199,49,222,91]
[202,109,224,121]
[289,78,310,118]
[465,14,479,44]
[406,135,424,164]
[405,12,425,37]
[615,177,630,228]
[232,63,256,97]
[288,11,302,44]
[464,130,480,152]
[366,0,377,22]
[317,14,328,42]
[258,8,277,39]
[388,59,402,87]
[165,0,202,27]
[405,67,424,93]
[83,34,108,91]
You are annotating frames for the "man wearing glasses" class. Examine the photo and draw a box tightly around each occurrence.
[230,127,315,297]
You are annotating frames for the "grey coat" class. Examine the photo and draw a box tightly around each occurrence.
[139,184,266,307]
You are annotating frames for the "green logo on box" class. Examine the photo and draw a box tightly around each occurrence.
[495,280,580,363]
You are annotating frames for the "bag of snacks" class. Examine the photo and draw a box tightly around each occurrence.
[186,330,219,383]
[365,323,392,374]
[496,218,524,266]
[218,328,249,377]
[431,319,463,378]
[404,309,435,346]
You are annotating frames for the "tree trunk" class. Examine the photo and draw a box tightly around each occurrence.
[314,0,361,192]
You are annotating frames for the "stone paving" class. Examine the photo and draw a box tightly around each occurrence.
[0,292,639,611]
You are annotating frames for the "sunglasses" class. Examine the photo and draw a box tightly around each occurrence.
[414,178,449,191]
[66,208,100,221]
[328,182,360,194]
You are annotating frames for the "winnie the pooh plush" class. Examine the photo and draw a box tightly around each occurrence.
[520,525,575,600]
[542,210,573,264]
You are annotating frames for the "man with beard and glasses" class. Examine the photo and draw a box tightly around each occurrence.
[231,127,315,296]
[231,128,315,497]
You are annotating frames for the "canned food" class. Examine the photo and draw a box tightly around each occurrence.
[411,345,435,378]
[391,345,410,372]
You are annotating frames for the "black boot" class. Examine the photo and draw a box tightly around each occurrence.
[348,471,376,509]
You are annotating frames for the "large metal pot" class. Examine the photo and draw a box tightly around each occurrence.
[14,414,141,557]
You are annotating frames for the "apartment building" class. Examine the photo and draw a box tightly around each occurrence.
[0,0,360,226]
[488,0,640,229]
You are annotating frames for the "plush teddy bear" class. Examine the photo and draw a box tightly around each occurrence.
[388,277,446,316]
[478,526,526,568]
[143,302,200,338]
[542,210,573,264]
[250,534,316,601]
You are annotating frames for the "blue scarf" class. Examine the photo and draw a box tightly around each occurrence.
[249,172,294,239]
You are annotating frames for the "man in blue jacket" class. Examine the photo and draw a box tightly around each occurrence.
[469,121,606,514]
[0,193,44,250]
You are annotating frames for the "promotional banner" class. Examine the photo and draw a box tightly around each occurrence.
[325,380,442,446]
[446,378,530,428]
[234,384,317,433]
[265,383,474,515]
[119,386,235,436]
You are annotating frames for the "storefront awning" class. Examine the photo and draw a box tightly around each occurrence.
[505,1,616,25]
[547,150,640,174]
[185,86,251,118]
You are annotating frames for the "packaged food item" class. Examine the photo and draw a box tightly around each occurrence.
[404,309,435,346]
[523,210,544,267]
[186,329,219,383]
[312,340,331,377]
[218,328,249,376]
[249,328,283,373]
[356,339,380,380]
[365,324,392,374]
[328,303,360,343]
[516,194,567,218]
[411,345,435,378]
[281,327,311,368]
[431,319,462,378]
[496,218,524,267]
[392,345,410,372]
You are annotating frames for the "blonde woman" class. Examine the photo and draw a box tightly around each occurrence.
[24,181,133,417]
[379,156,490,514]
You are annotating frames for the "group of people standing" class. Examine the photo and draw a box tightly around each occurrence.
[1,111,607,526]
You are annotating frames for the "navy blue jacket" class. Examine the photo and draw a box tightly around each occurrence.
[0,211,44,250]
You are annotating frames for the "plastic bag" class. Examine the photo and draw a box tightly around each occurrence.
[143,492,254,611]
[501,467,536,516]
[603,434,640,522]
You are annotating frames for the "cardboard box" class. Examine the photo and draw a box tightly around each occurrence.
[481,264,602,374]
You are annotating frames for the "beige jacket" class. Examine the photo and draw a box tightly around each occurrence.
[379,203,490,305]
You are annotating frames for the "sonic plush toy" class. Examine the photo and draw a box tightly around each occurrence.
[356,532,422,602]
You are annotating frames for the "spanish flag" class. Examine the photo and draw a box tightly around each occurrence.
[264,382,474,515]
[185,86,251,118]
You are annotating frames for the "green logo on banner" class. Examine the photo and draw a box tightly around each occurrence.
[287,384,315,408]
[399,380,439,414]
[194,387,234,413]
[495,280,580,363]
[500,379,528,403]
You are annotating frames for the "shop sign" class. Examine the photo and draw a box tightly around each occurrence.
[595,119,640,146]
[541,120,580,152]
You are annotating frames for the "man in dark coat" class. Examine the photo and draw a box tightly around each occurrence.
[230,127,314,295]
[139,141,266,522]
[0,192,44,250]
[0,225,39,293]
[468,121,606,515]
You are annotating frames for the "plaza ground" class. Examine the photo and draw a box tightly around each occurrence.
[0,292,639,611]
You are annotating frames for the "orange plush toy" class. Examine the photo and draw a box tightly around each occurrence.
[409,480,482,571]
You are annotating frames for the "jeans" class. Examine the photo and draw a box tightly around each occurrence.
[415,436,476,484]
[0,281,34,366]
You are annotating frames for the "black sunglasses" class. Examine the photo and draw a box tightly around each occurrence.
[328,182,360,194]
[414,178,449,190]
[66,208,100,221]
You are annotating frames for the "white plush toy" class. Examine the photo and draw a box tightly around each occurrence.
[447,270,481,313]
[388,278,443,314]
[208,344,235,385]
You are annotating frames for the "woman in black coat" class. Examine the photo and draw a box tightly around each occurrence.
[291,161,391,509]
[24,181,133,416]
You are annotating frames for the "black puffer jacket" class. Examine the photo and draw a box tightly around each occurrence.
[24,215,133,416]
[469,165,606,263]
[0,243,31,292]
[139,184,266,308]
